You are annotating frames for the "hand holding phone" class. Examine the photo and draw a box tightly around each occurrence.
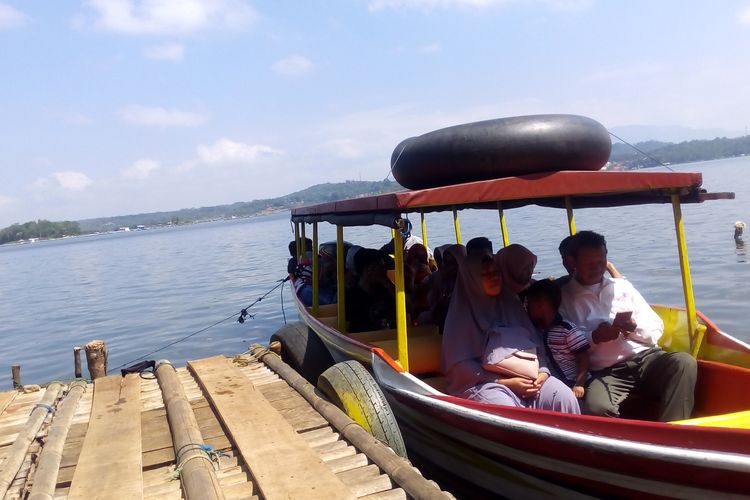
[613,311,636,333]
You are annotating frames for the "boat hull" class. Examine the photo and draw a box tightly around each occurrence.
[294,294,750,498]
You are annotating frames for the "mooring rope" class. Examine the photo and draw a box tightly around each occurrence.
[113,277,289,370]
[609,131,676,172]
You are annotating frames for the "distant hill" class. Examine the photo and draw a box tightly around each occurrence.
[610,135,750,169]
[77,179,401,233]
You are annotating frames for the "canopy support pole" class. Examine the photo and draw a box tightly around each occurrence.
[565,196,577,236]
[336,225,346,333]
[452,207,462,244]
[393,229,409,372]
[300,224,307,254]
[420,210,428,249]
[294,222,301,258]
[497,201,509,247]
[312,223,319,316]
[671,194,700,355]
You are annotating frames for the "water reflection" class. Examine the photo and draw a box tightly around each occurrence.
[735,221,746,262]
[736,238,746,262]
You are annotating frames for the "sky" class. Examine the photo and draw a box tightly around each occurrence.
[1,0,750,227]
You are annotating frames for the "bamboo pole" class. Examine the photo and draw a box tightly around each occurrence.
[0,382,63,498]
[251,346,450,500]
[73,347,82,378]
[155,360,225,500]
[84,340,107,380]
[28,381,87,500]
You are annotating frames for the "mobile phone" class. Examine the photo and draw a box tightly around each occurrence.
[614,311,633,323]
[614,311,634,332]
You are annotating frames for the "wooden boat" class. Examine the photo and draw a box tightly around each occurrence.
[287,169,750,498]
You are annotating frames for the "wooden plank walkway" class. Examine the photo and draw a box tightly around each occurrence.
[0,352,449,500]
[68,374,143,500]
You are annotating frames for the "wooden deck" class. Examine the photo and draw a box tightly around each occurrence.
[0,352,449,500]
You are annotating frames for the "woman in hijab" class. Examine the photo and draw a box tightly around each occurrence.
[441,245,579,412]
[417,244,465,332]
[495,243,537,296]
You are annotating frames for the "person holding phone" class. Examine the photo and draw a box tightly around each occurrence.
[557,231,697,421]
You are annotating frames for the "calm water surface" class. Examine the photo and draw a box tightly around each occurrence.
[1,157,748,387]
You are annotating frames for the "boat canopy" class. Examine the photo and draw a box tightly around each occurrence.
[290,170,734,227]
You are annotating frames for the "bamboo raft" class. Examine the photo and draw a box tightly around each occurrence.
[0,348,451,500]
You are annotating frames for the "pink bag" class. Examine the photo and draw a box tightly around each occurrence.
[483,349,539,380]
[482,326,540,380]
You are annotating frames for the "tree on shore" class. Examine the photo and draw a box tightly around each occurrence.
[0,220,81,245]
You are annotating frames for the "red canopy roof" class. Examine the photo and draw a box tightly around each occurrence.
[291,170,732,226]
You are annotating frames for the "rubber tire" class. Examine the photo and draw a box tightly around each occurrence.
[270,322,334,385]
[317,361,407,458]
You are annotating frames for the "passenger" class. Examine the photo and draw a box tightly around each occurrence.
[345,245,363,289]
[559,232,622,283]
[558,230,697,421]
[287,238,312,275]
[380,219,433,261]
[416,244,465,332]
[495,243,537,296]
[466,236,493,262]
[407,243,432,285]
[441,248,580,413]
[433,244,452,271]
[318,241,349,305]
[406,243,433,321]
[526,279,590,398]
[345,249,396,332]
[287,239,315,305]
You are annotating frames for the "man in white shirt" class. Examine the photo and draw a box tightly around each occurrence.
[558,231,696,421]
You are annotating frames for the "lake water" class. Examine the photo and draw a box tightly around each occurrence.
[1,157,748,388]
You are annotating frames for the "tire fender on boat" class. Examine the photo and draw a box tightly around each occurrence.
[269,322,334,385]
[317,360,408,458]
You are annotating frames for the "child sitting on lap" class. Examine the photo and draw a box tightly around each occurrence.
[525,279,590,398]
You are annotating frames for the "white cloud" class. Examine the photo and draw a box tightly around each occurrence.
[0,194,13,207]
[416,42,441,54]
[54,171,93,191]
[324,139,364,160]
[739,5,750,25]
[84,0,257,35]
[368,0,591,11]
[143,42,184,61]
[581,63,664,83]
[369,0,507,11]
[0,2,26,28]
[271,55,314,76]
[197,138,283,164]
[121,159,161,179]
[118,105,206,126]
[64,113,94,125]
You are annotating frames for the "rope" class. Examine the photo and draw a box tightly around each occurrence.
[280,279,287,325]
[609,131,676,172]
[384,140,409,182]
[171,443,227,479]
[113,277,288,370]
[33,403,54,414]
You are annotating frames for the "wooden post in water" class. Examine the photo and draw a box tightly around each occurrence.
[11,365,20,389]
[84,340,108,380]
[73,347,82,378]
